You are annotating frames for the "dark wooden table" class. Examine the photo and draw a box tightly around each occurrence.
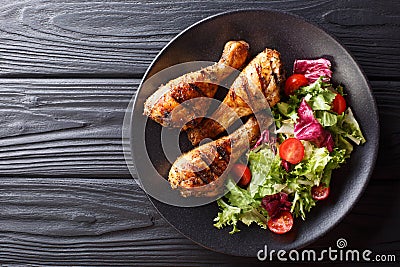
[0,0,399,266]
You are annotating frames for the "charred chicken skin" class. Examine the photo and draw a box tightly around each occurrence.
[168,116,271,197]
[143,40,250,128]
[187,48,283,145]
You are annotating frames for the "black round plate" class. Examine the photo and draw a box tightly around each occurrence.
[131,9,379,257]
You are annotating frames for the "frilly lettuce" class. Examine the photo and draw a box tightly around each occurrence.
[342,108,366,145]
[214,179,269,234]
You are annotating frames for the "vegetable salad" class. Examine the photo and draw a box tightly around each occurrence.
[214,58,366,234]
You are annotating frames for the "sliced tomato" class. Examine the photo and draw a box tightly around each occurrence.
[267,211,293,234]
[332,93,346,114]
[279,138,305,164]
[284,74,309,96]
[231,163,252,187]
[311,184,330,200]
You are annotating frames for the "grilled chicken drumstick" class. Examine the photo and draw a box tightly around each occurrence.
[169,116,271,197]
[143,40,250,128]
[187,48,283,145]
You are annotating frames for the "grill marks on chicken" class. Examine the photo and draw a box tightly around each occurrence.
[168,139,231,189]
[168,116,262,196]
[170,83,205,103]
[186,48,284,146]
[143,40,250,128]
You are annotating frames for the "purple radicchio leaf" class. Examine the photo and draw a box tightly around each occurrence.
[294,99,334,152]
[293,58,332,83]
[281,159,291,172]
[252,129,277,154]
[261,192,292,219]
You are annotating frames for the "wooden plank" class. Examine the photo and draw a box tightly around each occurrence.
[0,79,398,178]
[0,178,397,265]
[372,80,400,181]
[0,0,398,78]
[0,78,135,177]
[0,178,228,266]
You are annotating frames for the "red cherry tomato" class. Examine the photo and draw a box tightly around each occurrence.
[284,74,309,96]
[332,93,346,114]
[311,184,330,200]
[231,163,252,187]
[267,211,294,234]
[279,138,305,165]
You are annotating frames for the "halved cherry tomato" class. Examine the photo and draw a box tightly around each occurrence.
[284,74,309,96]
[231,163,252,187]
[267,211,293,234]
[279,138,305,164]
[311,184,330,200]
[332,93,346,114]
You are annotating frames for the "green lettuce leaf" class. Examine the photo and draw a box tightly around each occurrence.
[225,179,257,209]
[342,108,366,145]
[321,148,347,186]
[310,91,336,110]
[214,199,241,234]
[316,111,338,127]
[240,209,268,228]
[255,153,287,198]
[290,185,316,220]
[277,101,298,121]
[292,146,332,185]
[214,179,269,234]
[248,146,276,197]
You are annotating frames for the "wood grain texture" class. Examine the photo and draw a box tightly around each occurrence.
[0,79,397,178]
[0,78,135,177]
[0,178,229,266]
[0,178,397,266]
[0,0,399,78]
